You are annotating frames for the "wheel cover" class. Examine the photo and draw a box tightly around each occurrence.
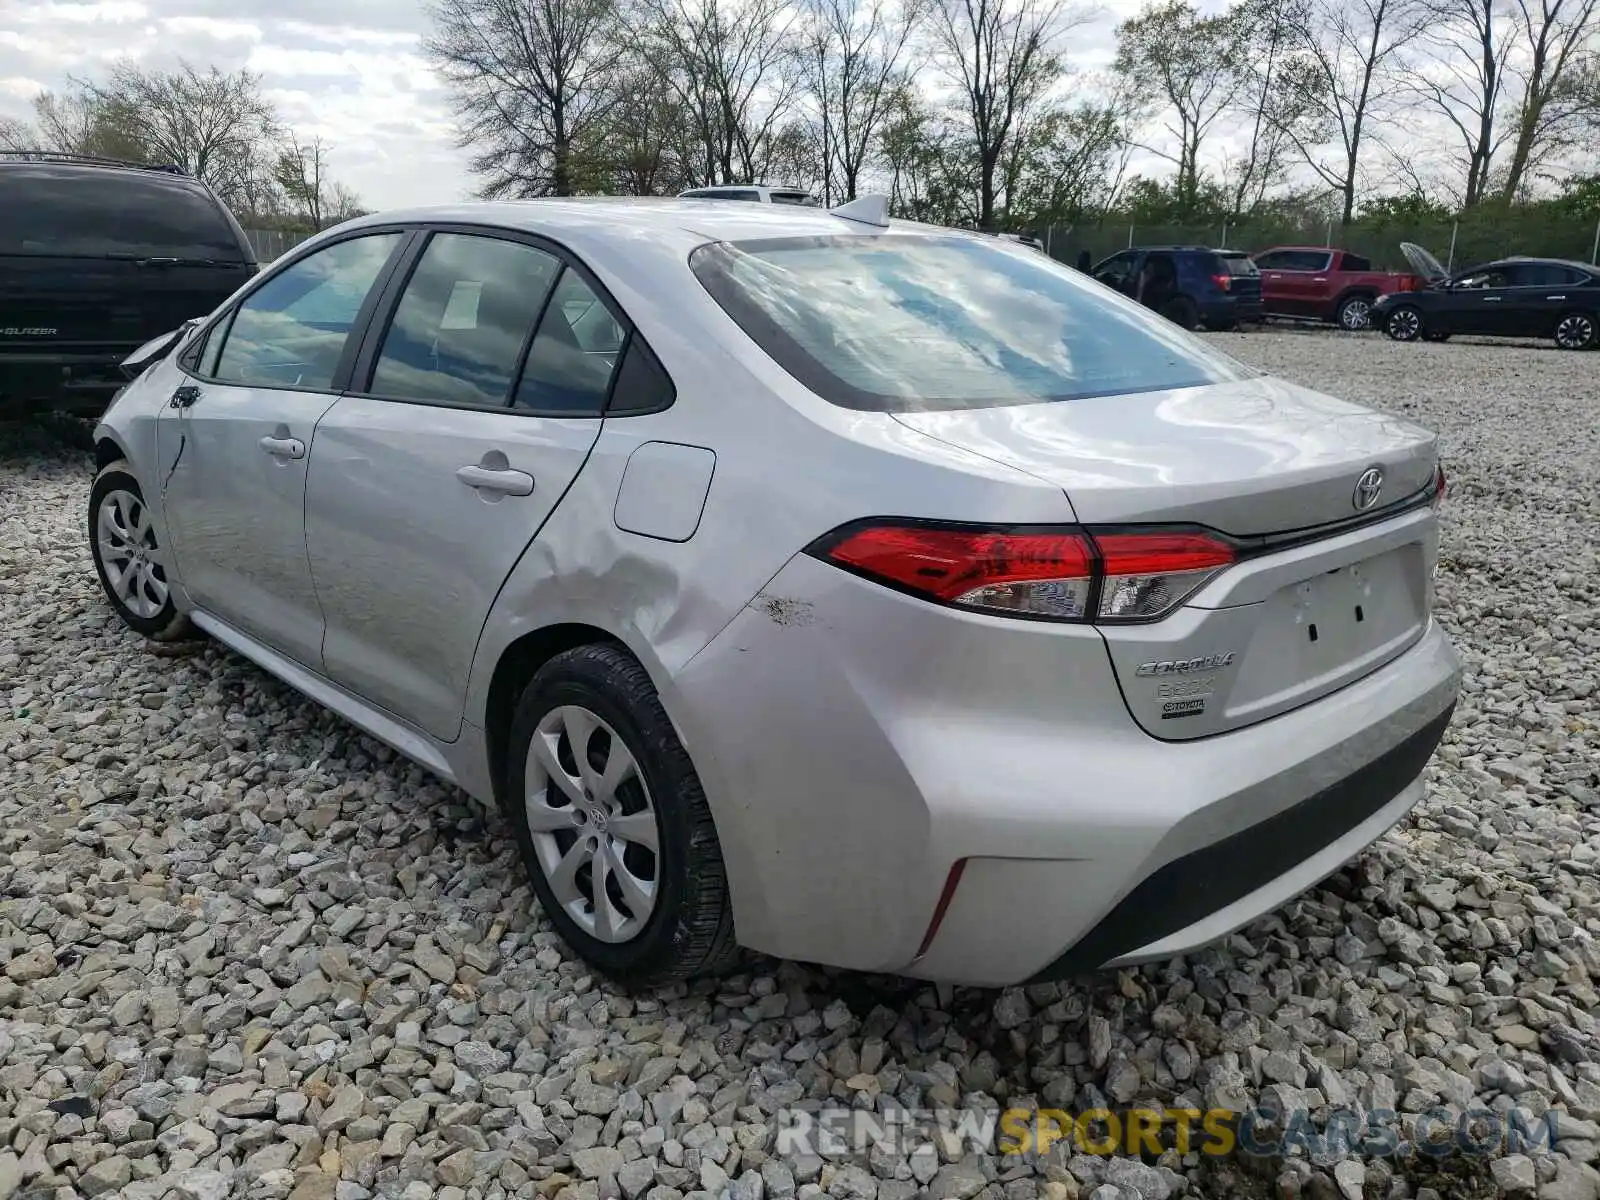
[96,489,169,620]
[1341,298,1371,329]
[524,704,660,943]
[1556,314,1593,348]
[1391,309,1420,339]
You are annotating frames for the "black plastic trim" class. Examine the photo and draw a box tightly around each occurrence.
[1026,702,1455,981]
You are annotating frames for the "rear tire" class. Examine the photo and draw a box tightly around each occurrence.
[1335,294,1374,331]
[88,462,194,642]
[1553,311,1597,351]
[1160,296,1200,331]
[1385,305,1424,342]
[504,643,737,986]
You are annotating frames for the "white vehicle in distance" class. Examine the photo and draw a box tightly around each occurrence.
[678,184,821,206]
[89,194,1459,988]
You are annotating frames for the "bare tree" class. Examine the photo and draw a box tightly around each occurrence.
[1225,0,1321,217]
[275,133,334,229]
[1496,0,1600,197]
[628,0,804,187]
[1113,0,1246,212]
[79,62,281,201]
[0,115,30,150]
[594,66,693,194]
[1002,94,1132,223]
[930,0,1077,228]
[1409,0,1514,206]
[801,0,920,204]
[426,0,624,197]
[1279,0,1425,223]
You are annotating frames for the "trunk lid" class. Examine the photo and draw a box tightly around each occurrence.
[894,376,1441,739]
[1400,242,1449,284]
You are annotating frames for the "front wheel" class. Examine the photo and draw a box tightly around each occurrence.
[1553,311,1597,351]
[1336,294,1374,331]
[1385,305,1424,342]
[505,644,737,986]
[88,462,193,641]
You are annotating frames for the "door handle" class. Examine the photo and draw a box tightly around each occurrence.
[260,435,306,460]
[1483,296,1502,302]
[456,464,534,496]
[1311,277,1327,282]
[1548,295,1567,300]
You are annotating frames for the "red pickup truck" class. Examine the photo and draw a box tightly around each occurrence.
[1252,246,1425,331]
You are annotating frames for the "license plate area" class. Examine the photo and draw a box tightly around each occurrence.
[1224,545,1427,722]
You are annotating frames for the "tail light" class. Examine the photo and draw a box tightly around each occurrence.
[808,521,1236,624]
[1212,273,1231,291]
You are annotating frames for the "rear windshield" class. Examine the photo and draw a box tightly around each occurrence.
[690,235,1256,412]
[1219,253,1259,276]
[770,192,821,207]
[0,165,250,261]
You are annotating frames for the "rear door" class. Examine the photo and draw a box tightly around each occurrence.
[1260,250,1332,316]
[1503,262,1589,336]
[304,228,618,741]
[0,163,256,359]
[159,230,408,667]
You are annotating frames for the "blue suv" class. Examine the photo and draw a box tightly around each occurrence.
[1089,246,1263,331]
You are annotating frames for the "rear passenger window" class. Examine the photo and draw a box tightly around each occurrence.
[369,233,561,405]
[1344,254,1372,271]
[513,270,624,416]
[213,234,399,390]
[608,337,675,415]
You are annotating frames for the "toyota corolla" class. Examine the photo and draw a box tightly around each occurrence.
[89,197,1460,986]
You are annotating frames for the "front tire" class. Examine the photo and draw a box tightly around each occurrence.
[88,462,193,641]
[505,644,737,986]
[1553,311,1597,351]
[1385,305,1424,341]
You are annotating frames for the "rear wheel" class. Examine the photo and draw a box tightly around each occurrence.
[1385,305,1424,342]
[1335,294,1374,331]
[1553,311,1597,351]
[504,643,737,986]
[88,462,193,641]
[1159,296,1199,331]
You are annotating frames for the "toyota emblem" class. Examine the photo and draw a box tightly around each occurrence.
[1352,466,1385,511]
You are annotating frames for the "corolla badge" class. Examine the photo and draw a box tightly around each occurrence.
[1352,466,1385,511]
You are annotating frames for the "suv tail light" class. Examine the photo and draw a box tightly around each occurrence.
[808,521,1236,624]
[1211,273,1231,291]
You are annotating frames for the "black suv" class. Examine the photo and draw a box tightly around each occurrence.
[1,152,258,416]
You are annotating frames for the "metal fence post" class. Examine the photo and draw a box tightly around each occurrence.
[1591,217,1599,266]
[1446,221,1459,273]
[1220,222,1228,248]
[1128,224,1135,249]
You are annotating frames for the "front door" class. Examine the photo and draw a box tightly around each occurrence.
[1443,265,1515,335]
[158,232,405,667]
[305,231,623,741]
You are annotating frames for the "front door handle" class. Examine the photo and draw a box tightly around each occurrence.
[260,435,306,460]
[1483,296,1502,302]
[456,464,534,496]
[1548,294,1567,300]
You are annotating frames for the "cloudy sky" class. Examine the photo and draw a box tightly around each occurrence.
[0,0,469,207]
[0,0,1262,212]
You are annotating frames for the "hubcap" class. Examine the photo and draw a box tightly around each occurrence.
[1342,299,1371,329]
[1556,314,1593,349]
[96,489,169,619]
[1391,309,1420,340]
[524,704,660,943]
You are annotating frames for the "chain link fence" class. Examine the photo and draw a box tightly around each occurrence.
[1030,211,1600,273]
[243,228,312,263]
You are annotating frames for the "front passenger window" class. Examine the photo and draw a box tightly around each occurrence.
[213,233,399,390]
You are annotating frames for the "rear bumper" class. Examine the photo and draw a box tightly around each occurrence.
[1202,296,1261,324]
[1,351,129,405]
[672,553,1461,985]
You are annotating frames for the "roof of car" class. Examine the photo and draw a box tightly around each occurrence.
[1257,245,1340,253]
[1493,255,1598,272]
[336,197,961,253]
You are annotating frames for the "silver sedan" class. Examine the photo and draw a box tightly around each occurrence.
[89,197,1461,986]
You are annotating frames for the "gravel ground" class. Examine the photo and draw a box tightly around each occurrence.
[2,329,1598,1200]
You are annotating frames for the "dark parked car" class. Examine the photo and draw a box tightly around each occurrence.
[1091,245,1262,330]
[1372,243,1600,350]
[0,152,258,416]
